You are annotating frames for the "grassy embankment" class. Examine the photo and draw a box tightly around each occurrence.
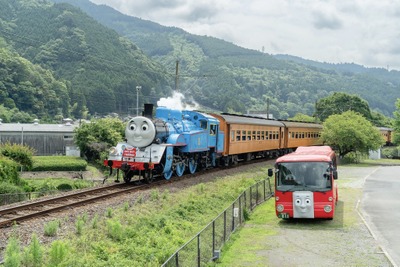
[4,162,273,266]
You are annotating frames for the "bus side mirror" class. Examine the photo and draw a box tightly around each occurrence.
[268,168,274,177]
[333,170,338,180]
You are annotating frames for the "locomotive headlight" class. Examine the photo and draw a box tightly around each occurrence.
[276,204,284,212]
[275,196,280,201]
[328,196,333,202]
[324,205,332,213]
[109,147,117,155]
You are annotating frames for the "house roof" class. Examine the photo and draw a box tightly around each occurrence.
[0,123,78,133]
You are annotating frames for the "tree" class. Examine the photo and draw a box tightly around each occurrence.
[314,92,372,122]
[74,118,125,162]
[321,111,384,158]
[392,99,400,144]
[289,113,317,123]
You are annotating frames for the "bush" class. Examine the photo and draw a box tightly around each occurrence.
[0,156,20,185]
[0,142,34,170]
[381,146,399,159]
[44,220,60,237]
[0,182,25,194]
[31,156,87,171]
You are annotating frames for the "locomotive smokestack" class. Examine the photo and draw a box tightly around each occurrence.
[143,104,154,119]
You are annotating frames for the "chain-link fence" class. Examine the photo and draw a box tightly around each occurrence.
[161,177,273,267]
[0,190,65,206]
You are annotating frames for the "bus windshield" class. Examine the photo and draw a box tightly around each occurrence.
[276,162,331,192]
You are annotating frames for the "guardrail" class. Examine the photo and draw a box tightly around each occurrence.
[161,177,273,267]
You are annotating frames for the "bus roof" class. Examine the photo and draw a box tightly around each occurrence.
[276,146,335,163]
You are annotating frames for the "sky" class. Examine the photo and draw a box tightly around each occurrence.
[89,0,400,71]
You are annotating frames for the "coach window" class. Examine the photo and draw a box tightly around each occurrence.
[257,131,261,140]
[247,131,251,141]
[231,130,235,142]
[261,131,265,140]
[242,130,246,141]
[236,130,241,141]
[252,131,256,140]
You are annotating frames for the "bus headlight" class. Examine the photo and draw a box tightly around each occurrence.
[277,204,284,212]
[324,205,332,213]
[109,147,118,155]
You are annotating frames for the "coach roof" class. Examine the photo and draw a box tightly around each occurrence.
[215,113,285,127]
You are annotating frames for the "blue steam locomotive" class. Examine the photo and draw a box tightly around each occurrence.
[104,104,224,183]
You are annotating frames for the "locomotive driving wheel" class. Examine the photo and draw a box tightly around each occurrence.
[188,158,197,174]
[175,161,185,177]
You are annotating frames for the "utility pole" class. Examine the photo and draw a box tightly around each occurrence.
[136,85,141,116]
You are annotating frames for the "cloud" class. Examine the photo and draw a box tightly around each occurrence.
[312,11,342,30]
[89,0,400,69]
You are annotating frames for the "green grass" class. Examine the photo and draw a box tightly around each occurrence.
[5,163,273,266]
[214,167,366,266]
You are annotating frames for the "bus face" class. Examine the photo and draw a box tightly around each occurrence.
[275,161,337,219]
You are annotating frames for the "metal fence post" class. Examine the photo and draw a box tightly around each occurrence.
[223,210,227,242]
[232,203,235,231]
[250,187,253,211]
[197,235,201,267]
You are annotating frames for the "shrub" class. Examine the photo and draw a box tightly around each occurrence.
[4,234,21,267]
[48,240,69,267]
[57,183,73,191]
[31,156,87,171]
[0,142,35,170]
[0,157,20,185]
[21,234,43,267]
[381,146,399,159]
[44,220,60,237]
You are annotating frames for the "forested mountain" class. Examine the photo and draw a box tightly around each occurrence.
[1,0,399,123]
[0,0,172,122]
[50,0,400,119]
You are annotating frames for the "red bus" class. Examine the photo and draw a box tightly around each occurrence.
[268,146,338,219]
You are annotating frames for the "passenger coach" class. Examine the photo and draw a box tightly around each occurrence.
[211,113,285,165]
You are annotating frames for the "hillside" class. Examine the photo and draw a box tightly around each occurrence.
[0,0,172,120]
[1,0,399,122]
[50,0,400,119]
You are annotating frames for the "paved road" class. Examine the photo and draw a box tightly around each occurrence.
[361,166,400,267]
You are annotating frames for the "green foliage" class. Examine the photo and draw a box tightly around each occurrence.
[321,111,385,158]
[106,219,123,241]
[289,113,317,123]
[0,182,25,200]
[4,234,21,267]
[21,234,43,267]
[24,178,93,194]
[48,240,69,267]
[381,146,399,159]
[0,142,34,170]
[74,118,125,162]
[75,218,85,236]
[315,92,372,122]
[31,156,87,171]
[0,156,20,185]
[393,99,400,144]
[44,220,60,237]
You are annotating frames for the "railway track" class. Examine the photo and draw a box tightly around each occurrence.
[0,158,274,228]
[0,181,163,228]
